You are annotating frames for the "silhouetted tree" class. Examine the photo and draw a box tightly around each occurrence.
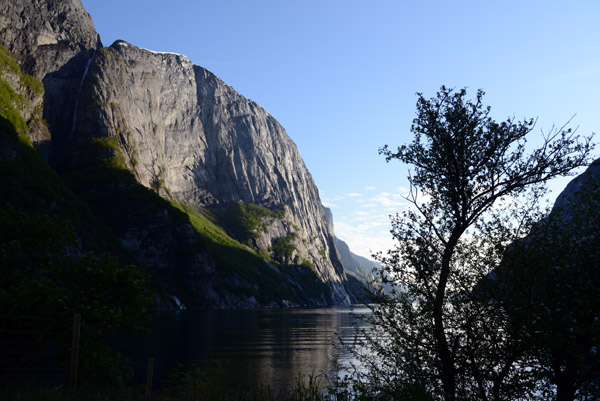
[350,86,594,401]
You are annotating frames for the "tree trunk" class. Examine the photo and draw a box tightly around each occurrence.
[555,381,576,401]
[434,234,460,401]
[554,359,577,401]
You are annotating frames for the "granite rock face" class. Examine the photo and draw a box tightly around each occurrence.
[0,46,50,159]
[0,0,101,155]
[71,41,351,304]
[335,237,377,282]
[0,0,98,78]
[2,0,353,306]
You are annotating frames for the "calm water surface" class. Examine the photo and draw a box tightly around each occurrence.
[132,306,370,392]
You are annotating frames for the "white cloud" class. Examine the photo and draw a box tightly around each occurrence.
[335,221,395,259]
[325,187,411,258]
[396,186,409,194]
[368,192,407,209]
[353,210,373,216]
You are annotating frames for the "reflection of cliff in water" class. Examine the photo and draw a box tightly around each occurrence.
[247,309,344,392]
[132,307,368,393]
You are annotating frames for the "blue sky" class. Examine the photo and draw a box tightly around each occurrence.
[81,0,600,258]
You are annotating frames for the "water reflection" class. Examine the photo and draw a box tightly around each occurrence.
[135,307,370,392]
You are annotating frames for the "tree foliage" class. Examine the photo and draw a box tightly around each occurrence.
[349,86,595,401]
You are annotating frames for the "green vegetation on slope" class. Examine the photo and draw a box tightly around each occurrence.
[211,201,285,244]
[271,233,298,264]
[0,43,42,136]
[1,51,153,388]
[170,200,329,304]
[0,119,133,257]
[0,44,43,96]
[61,130,330,306]
[0,47,127,256]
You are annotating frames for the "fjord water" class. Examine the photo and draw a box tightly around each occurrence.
[133,307,370,392]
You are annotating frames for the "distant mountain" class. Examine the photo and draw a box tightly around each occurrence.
[0,0,355,308]
[322,207,383,301]
[334,236,380,283]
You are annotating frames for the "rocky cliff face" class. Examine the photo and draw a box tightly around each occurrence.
[0,0,98,78]
[0,0,100,157]
[69,41,349,302]
[1,0,353,306]
[335,237,377,281]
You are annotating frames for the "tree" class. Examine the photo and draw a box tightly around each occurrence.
[350,86,594,401]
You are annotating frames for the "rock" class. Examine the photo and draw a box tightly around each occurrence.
[0,44,50,157]
[2,0,353,307]
[0,0,99,79]
[0,0,101,157]
[552,159,600,218]
[69,40,350,303]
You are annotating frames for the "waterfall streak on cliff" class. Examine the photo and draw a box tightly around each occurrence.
[68,49,96,143]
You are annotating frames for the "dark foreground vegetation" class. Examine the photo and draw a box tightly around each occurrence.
[0,368,433,401]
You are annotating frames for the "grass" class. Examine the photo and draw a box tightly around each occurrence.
[0,46,123,255]
[61,139,325,306]
[0,44,43,96]
[170,200,298,303]
[0,117,129,257]
[0,368,436,401]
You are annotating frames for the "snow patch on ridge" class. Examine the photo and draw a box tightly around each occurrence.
[113,40,190,61]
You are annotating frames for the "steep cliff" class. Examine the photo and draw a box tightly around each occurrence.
[66,40,350,303]
[0,0,100,157]
[1,0,353,307]
[335,237,379,282]
[323,207,381,301]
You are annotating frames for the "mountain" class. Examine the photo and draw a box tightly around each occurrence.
[335,236,381,283]
[322,207,380,301]
[552,160,600,214]
[0,0,354,308]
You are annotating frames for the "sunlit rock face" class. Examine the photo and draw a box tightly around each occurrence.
[71,41,350,303]
[0,0,98,78]
[0,0,101,155]
[1,0,353,306]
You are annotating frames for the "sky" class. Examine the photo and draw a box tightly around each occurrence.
[81,0,600,258]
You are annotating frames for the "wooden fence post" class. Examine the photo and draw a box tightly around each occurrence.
[145,357,154,401]
[69,314,81,396]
